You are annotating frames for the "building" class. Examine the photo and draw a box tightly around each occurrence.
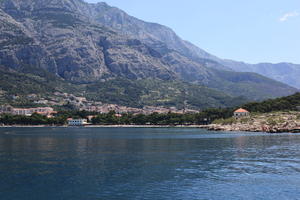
[297,106,300,111]
[30,107,54,115]
[12,107,55,117]
[115,113,122,118]
[233,108,250,118]
[68,119,88,126]
[12,108,32,116]
[0,105,14,114]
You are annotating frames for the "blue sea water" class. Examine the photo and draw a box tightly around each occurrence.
[0,127,300,200]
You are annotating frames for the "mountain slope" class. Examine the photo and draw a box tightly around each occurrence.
[0,0,176,82]
[0,65,249,109]
[89,2,223,67]
[85,78,248,109]
[0,65,81,105]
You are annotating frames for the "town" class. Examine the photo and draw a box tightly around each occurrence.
[0,92,199,116]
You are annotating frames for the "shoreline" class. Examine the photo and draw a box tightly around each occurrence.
[204,112,300,133]
[0,125,208,128]
[0,124,298,133]
[202,125,300,134]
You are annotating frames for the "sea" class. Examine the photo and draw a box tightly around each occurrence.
[0,127,300,200]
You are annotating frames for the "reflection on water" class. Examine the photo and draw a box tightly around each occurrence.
[1,128,300,200]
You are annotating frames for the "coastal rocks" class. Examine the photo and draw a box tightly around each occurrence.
[207,112,300,133]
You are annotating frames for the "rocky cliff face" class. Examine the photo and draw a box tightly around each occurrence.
[0,0,298,101]
[0,8,58,73]
[0,0,175,82]
[90,2,222,66]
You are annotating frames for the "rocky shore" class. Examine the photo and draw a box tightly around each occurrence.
[204,111,300,133]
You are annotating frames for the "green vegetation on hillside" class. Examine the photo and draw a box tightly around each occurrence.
[86,78,248,109]
[1,64,298,114]
[243,92,300,113]
[0,67,248,109]
[0,66,81,105]
[207,69,298,101]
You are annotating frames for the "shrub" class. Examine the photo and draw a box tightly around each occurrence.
[213,117,236,125]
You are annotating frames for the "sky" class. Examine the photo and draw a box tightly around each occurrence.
[86,0,300,64]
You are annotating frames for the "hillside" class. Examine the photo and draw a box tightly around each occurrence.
[243,92,300,113]
[0,66,248,109]
[0,65,82,104]
[85,78,247,109]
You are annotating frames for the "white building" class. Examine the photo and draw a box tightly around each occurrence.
[68,119,88,126]
[12,107,55,116]
[12,108,32,116]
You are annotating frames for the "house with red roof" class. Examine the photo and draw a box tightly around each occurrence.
[233,108,250,118]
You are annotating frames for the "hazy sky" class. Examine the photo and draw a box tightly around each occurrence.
[85,0,300,64]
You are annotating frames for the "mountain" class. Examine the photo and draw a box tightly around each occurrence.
[89,2,222,67]
[85,1,298,97]
[220,61,300,89]
[0,0,247,109]
[0,0,298,110]
[91,2,300,90]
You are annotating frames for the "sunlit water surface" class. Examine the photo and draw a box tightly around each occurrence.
[1,127,300,200]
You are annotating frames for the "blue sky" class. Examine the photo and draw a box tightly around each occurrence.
[86,0,300,64]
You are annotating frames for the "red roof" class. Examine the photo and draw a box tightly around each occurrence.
[234,108,249,113]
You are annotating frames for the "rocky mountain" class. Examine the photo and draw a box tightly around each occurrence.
[84,1,298,96]
[90,2,223,68]
[92,2,300,90]
[0,0,298,109]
